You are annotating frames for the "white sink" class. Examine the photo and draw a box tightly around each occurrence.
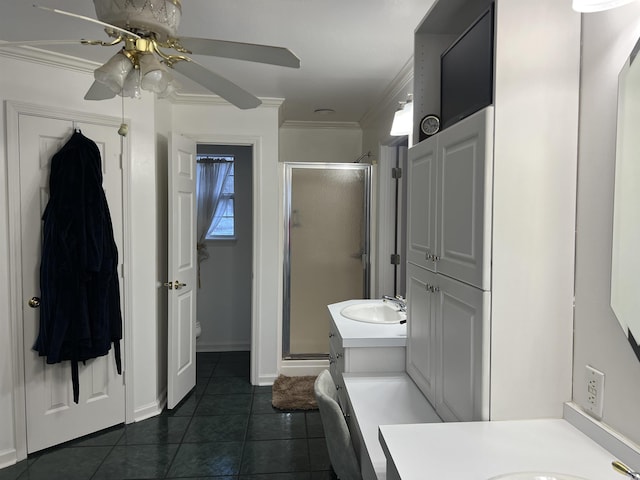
[340,301,406,324]
[489,473,590,480]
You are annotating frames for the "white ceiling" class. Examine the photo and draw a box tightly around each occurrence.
[0,0,433,123]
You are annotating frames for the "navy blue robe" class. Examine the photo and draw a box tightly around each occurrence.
[34,130,122,403]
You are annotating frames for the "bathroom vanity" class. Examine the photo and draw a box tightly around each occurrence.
[327,299,407,411]
[379,418,623,480]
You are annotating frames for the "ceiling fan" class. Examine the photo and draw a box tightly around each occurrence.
[2,0,301,109]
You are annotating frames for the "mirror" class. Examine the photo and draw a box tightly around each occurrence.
[611,36,640,363]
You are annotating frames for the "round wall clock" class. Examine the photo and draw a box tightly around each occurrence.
[420,114,441,138]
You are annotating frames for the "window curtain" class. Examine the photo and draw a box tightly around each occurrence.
[196,159,232,287]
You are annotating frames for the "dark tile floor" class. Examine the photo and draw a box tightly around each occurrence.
[1,351,337,480]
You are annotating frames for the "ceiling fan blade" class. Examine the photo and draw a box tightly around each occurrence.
[84,81,117,101]
[176,37,300,69]
[0,39,91,48]
[171,60,262,110]
[33,4,141,39]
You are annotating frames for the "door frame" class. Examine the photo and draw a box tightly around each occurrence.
[5,101,133,461]
[182,133,260,385]
[377,140,409,299]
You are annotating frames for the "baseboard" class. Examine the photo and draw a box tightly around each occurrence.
[0,448,17,469]
[196,341,251,352]
[133,389,166,422]
[256,373,278,386]
[564,402,640,470]
[279,359,329,377]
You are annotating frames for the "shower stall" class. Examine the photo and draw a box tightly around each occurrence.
[283,162,372,360]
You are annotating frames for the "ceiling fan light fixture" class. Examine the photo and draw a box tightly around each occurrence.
[94,50,134,93]
[139,53,172,94]
[121,67,142,99]
[572,0,636,11]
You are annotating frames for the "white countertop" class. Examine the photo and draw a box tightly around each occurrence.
[344,373,441,479]
[328,299,407,348]
[379,419,622,480]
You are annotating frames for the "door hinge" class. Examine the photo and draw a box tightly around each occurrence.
[391,167,402,179]
[390,254,401,265]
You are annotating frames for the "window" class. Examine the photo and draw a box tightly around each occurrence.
[196,155,235,240]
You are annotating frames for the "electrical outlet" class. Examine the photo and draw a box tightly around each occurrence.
[585,365,605,420]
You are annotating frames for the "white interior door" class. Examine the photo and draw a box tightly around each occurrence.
[19,114,125,453]
[167,134,197,409]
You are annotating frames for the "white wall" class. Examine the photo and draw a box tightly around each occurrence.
[489,0,580,420]
[0,53,161,466]
[279,122,363,163]
[573,4,640,446]
[196,144,253,352]
[171,98,282,385]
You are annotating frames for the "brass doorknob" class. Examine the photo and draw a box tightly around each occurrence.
[163,282,173,290]
[28,297,41,308]
[174,281,187,290]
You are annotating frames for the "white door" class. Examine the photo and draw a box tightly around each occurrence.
[19,114,125,453]
[167,134,197,408]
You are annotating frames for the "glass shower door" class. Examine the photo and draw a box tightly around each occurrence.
[283,163,371,359]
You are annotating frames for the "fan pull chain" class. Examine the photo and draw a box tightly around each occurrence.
[118,94,128,137]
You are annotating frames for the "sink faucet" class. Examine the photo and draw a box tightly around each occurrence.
[382,295,407,313]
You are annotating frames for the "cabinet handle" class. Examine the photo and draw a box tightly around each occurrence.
[329,332,334,338]
[336,385,341,391]
[336,353,343,359]
[425,250,440,262]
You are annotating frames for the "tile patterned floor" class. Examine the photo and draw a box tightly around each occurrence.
[1,351,337,480]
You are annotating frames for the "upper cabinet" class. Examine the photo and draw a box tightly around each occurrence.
[407,108,493,290]
[406,0,581,421]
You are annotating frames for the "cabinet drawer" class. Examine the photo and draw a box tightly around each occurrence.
[329,339,348,413]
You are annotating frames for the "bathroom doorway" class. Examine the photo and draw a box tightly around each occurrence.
[196,144,253,353]
[283,163,371,359]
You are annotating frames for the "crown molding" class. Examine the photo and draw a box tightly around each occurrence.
[281,120,361,130]
[0,44,98,74]
[359,55,414,129]
[169,93,284,109]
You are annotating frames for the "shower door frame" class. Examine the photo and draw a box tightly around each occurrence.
[282,162,372,360]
